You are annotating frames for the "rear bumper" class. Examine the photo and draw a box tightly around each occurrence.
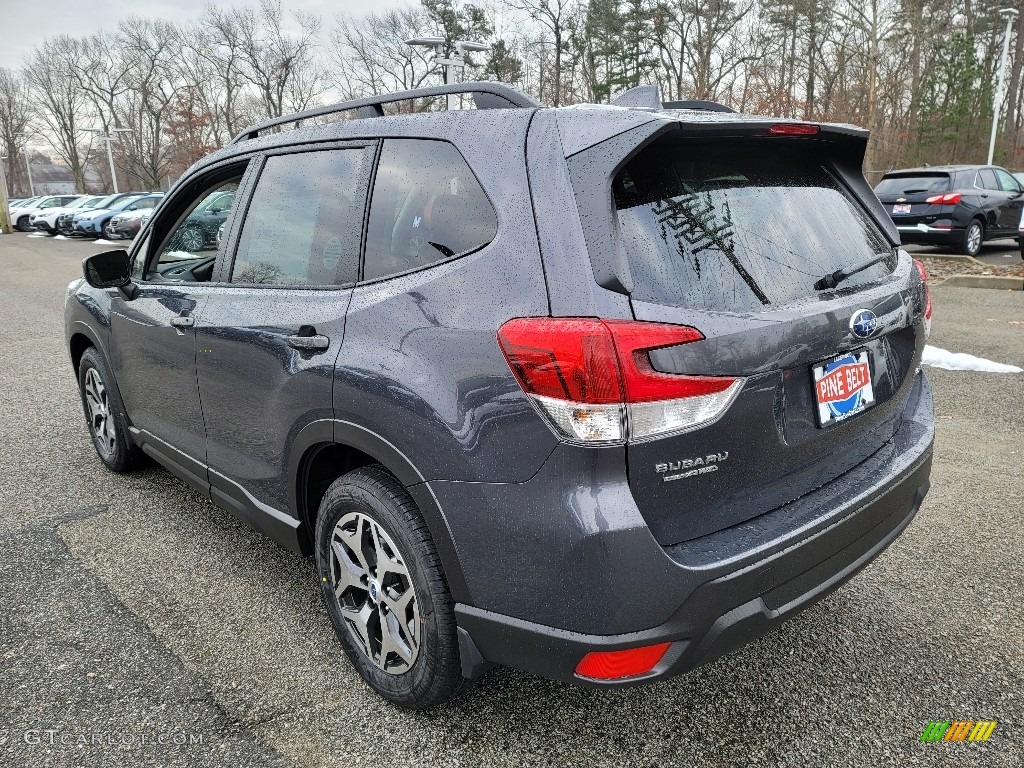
[895,223,958,246]
[452,371,934,685]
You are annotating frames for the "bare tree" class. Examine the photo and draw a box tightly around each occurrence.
[330,6,439,98]
[0,68,33,196]
[23,38,91,191]
[235,0,326,119]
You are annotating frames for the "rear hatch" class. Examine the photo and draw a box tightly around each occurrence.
[875,171,953,226]
[572,127,927,546]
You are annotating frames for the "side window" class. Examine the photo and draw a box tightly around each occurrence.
[979,168,1000,190]
[363,139,497,282]
[151,177,243,279]
[230,149,368,286]
[995,168,1021,193]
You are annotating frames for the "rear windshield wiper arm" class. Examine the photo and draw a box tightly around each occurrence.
[815,251,893,291]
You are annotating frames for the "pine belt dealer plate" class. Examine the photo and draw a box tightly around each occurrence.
[812,350,876,427]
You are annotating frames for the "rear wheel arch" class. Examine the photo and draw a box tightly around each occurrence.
[290,420,470,602]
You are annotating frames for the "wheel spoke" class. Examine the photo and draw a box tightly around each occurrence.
[339,600,374,658]
[331,540,365,598]
[370,522,398,581]
[381,609,414,667]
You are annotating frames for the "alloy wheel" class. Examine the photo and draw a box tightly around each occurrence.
[967,223,982,256]
[83,367,116,457]
[178,226,205,252]
[329,511,420,674]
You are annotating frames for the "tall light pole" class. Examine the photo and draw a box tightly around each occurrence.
[83,127,133,193]
[13,133,34,196]
[405,37,491,109]
[988,8,1019,165]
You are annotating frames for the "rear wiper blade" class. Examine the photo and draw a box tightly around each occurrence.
[815,251,893,290]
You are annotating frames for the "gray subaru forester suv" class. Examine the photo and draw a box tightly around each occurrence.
[66,82,934,709]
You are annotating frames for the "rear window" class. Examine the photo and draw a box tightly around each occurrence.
[875,173,950,196]
[614,141,895,311]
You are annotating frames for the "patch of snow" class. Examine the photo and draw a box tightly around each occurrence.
[54,235,68,240]
[93,239,122,246]
[26,233,47,238]
[922,345,1022,373]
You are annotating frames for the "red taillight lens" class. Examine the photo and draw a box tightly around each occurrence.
[497,318,742,442]
[913,259,933,338]
[767,123,820,136]
[575,642,672,680]
[604,320,736,402]
[924,192,962,205]
[496,318,622,404]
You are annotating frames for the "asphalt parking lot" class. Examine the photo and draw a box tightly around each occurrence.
[0,232,1021,768]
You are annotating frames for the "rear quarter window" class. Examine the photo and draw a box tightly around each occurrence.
[362,139,497,282]
[614,140,895,312]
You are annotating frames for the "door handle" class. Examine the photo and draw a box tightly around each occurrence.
[287,334,330,351]
[169,316,195,328]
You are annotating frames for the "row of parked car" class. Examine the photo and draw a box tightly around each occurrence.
[5,191,234,246]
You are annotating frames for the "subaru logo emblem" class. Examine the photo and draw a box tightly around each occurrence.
[850,309,877,339]
[369,582,378,601]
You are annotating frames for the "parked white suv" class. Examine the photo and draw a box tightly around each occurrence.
[11,195,82,231]
[31,195,104,234]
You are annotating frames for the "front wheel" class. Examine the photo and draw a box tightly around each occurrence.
[77,347,143,473]
[16,215,30,232]
[961,219,984,258]
[315,465,464,709]
[102,221,120,239]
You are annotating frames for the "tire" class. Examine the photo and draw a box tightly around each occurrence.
[16,215,30,232]
[102,221,120,240]
[961,219,984,258]
[77,347,143,473]
[172,224,205,252]
[315,465,464,709]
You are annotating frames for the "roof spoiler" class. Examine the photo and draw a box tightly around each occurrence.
[610,84,736,113]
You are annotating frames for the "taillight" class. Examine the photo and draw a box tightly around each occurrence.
[913,259,933,338]
[767,123,820,136]
[497,318,742,443]
[924,192,962,205]
[575,642,672,680]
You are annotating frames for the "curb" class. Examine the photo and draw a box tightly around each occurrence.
[938,275,1024,290]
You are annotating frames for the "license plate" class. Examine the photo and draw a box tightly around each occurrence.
[812,350,876,427]
[892,204,912,214]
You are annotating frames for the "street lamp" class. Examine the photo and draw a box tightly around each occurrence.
[988,8,1019,165]
[82,127,133,193]
[13,133,34,196]
[405,37,490,86]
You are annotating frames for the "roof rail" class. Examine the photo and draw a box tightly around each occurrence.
[662,99,736,113]
[230,82,541,143]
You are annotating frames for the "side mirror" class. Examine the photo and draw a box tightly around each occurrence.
[83,249,131,289]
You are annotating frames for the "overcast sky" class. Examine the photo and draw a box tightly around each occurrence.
[0,0,399,70]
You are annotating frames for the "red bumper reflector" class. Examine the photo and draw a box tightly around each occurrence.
[575,642,672,680]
